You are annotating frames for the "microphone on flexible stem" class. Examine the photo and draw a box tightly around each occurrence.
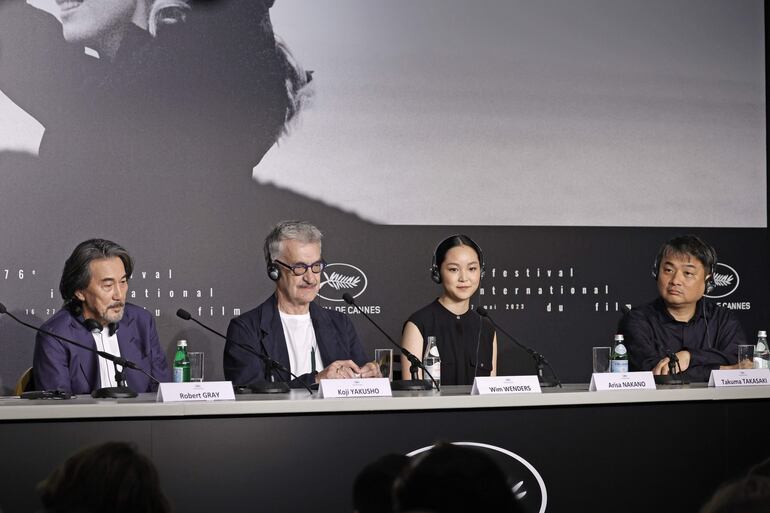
[341,293,436,391]
[654,351,689,385]
[475,307,562,388]
[175,309,310,395]
[0,302,158,398]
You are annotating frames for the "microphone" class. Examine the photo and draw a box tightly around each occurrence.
[175,309,309,394]
[342,293,436,391]
[667,351,679,374]
[476,307,562,388]
[654,350,689,385]
[0,302,158,398]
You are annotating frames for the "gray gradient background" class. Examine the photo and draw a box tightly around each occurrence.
[260,0,767,226]
[1,0,766,226]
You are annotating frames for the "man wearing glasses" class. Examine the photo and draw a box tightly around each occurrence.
[224,221,380,388]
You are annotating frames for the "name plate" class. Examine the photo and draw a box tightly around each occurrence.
[590,371,656,391]
[317,378,392,398]
[471,375,541,395]
[156,381,236,402]
[709,368,770,387]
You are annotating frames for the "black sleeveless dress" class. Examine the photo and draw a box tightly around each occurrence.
[405,299,495,385]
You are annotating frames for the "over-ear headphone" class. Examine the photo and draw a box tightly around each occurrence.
[651,236,717,295]
[82,318,119,336]
[430,234,485,284]
[267,261,280,281]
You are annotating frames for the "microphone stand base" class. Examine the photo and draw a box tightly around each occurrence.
[391,379,433,391]
[654,375,689,385]
[91,386,138,399]
[538,379,559,388]
[248,382,291,394]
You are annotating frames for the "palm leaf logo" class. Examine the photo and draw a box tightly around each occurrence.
[321,271,361,291]
[713,273,733,287]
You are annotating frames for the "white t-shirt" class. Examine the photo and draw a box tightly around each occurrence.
[90,328,122,388]
[279,311,323,375]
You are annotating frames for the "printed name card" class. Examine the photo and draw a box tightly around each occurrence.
[157,381,236,402]
[471,376,542,395]
[590,371,656,391]
[318,378,392,398]
[709,368,770,388]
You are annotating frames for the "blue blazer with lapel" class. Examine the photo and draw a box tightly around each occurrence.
[33,303,172,394]
[223,294,368,388]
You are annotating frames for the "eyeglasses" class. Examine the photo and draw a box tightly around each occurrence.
[274,259,326,276]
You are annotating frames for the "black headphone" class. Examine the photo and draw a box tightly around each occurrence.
[82,318,119,337]
[651,236,717,295]
[430,234,485,284]
[267,261,280,282]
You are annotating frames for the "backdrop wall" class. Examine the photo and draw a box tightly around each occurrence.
[0,0,766,393]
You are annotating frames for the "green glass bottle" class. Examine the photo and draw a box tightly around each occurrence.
[610,334,628,373]
[173,340,191,383]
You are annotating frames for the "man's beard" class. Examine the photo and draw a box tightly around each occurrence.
[102,302,125,324]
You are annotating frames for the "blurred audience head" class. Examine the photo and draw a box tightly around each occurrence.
[38,441,171,513]
[353,453,410,513]
[699,458,770,513]
[394,442,522,513]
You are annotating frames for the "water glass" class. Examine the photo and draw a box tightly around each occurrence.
[737,345,754,370]
[375,348,393,380]
[189,352,205,382]
[592,346,611,373]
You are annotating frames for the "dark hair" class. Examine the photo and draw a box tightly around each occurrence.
[699,458,770,513]
[433,235,484,271]
[654,234,717,276]
[38,441,171,513]
[353,454,410,513]
[394,443,522,513]
[59,239,134,316]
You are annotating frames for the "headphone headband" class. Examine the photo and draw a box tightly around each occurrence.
[651,236,717,294]
[82,318,119,336]
[430,234,485,284]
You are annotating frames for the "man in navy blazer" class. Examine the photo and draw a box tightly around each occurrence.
[224,221,380,388]
[33,239,171,394]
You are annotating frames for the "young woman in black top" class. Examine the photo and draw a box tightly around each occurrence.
[400,235,497,385]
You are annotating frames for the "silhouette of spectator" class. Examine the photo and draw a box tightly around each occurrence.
[38,441,171,513]
[699,457,770,513]
[394,443,522,513]
[353,453,410,513]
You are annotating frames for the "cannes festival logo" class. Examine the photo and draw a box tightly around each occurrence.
[705,262,740,299]
[407,442,547,513]
[318,263,368,302]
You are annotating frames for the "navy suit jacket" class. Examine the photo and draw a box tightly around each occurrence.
[33,304,172,394]
[224,294,368,388]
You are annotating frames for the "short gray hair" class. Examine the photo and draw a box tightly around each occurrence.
[264,221,323,266]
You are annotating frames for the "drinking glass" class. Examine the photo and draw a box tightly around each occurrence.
[189,352,205,382]
[592,347,611,373]
[737,345,754,370]
[375,349,393,380]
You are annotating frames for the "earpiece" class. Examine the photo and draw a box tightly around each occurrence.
[267,261,280,281]
[81,319,118,336]
[83,319,102,333]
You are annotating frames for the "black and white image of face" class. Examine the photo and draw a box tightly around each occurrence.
[57,0,147,52]
[0,0,765,229]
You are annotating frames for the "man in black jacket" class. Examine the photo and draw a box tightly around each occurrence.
[620,235,746,381]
